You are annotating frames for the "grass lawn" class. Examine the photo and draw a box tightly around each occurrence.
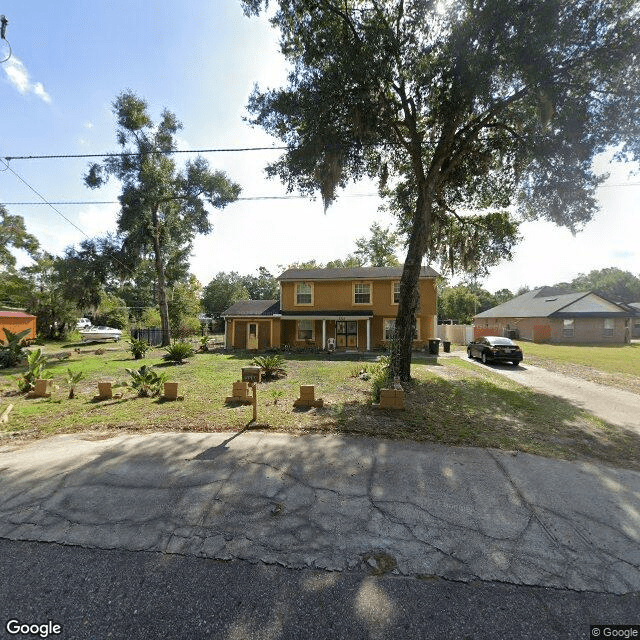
[516,341,640,377]
[1,342,638,471]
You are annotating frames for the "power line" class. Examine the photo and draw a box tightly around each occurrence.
[0,193,380,206]
[3,146,289,161]
[0,160,90,238]
[0,158,137,279]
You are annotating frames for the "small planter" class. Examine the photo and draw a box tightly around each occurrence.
[33,379,52,398]
[163,382,179,401]
[97,382,113,400]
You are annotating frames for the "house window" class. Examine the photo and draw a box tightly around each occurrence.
[384,318,418,341]
[353,282,371,304]
[296,320,314,341]
[295,282,313,305]
[392,282,400,304]
[603,318,614,337]
[383,319,396,341]
[562,318,574,337]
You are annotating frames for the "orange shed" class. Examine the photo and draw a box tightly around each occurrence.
[0,311,37,344]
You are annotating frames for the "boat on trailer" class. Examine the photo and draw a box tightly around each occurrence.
[79,326,122,342]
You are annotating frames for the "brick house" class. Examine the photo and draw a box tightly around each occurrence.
[473,287,634,343]
[221,266,439,351]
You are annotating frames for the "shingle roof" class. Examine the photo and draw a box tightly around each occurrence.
[0,311,36,318]
[277,266,439,281]
[474,287,628,319]
[221,300,280,317]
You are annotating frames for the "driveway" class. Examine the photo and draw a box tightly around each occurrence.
[453,353,640,432]
[1,432,639,594]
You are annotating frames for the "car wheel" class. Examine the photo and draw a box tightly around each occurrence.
[481,352,488,365]
[467,349,473,359]
[510,360,519,366]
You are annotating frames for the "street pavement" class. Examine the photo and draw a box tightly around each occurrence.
[2,538,639,640]
[1,431,639,597]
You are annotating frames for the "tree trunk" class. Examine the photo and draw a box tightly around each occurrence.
[391,190,432,382]
[151,207,171,347]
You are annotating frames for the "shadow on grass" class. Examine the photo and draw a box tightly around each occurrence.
[320,376,640,470]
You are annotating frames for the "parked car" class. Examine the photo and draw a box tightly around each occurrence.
[76,317,92,329]
[467,336,523,365]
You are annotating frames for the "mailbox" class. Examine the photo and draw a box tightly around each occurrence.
[242,366,262,383]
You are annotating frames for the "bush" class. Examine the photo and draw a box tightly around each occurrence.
[0,328,31,369]
[15,348,52,393]
[172,316,201,340]
[124,365,167,397]
[65,368,85,399]
[370,355,391,402]
[163,341,195,364]
[252,354,287,379]
[128,338,149,360]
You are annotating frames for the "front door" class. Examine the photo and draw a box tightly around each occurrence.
[247,322,258,350]
[336,321,358,348]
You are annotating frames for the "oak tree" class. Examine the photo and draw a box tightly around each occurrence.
[243,0,640,380]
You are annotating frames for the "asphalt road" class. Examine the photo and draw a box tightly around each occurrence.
[2,432,640,595]
[1,539,639,640]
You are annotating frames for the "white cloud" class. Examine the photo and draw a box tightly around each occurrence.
[2,55,52,103]
[77,204,119,237]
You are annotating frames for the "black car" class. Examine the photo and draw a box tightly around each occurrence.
[467,336,523,365]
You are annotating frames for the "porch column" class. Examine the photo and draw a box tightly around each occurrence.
[366,318,371,351]
[224,319,228,348]
[322,319,326,349]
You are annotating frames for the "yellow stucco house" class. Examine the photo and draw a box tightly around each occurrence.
[221,266,439,351]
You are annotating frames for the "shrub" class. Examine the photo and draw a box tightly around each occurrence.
[252,354,287,379]
[0,328,31,369]
[15,348,52,393]
[124,365,168,397]
[65,369,85,399]
[163,341,195,364]
[370,355,391,402]
[172,316,201,340]
[128,338,149,360]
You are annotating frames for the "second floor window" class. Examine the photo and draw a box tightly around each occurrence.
[353,283,371,304]
[393,282,400,304]
[296,282,312,305]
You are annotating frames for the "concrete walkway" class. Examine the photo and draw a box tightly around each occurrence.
[1,431,639,594]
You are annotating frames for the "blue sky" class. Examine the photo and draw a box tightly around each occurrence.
[1,0,639,295]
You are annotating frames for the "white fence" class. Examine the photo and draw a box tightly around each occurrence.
[437,324,474,345]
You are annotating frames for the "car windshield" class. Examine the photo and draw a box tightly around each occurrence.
[487,337,515,346]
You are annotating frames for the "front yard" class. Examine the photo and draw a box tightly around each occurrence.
[2,340,639,471]
[514,341,640,393]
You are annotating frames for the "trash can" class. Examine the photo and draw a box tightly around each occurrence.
[442,340,451,353]
[428,339,440,355]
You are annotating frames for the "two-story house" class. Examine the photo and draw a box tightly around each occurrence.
[221,266,439,351]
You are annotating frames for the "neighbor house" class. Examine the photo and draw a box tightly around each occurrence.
[625,302,640,338]
[221,266,439,351]
[0,310,37,344]
[473,287,634,343]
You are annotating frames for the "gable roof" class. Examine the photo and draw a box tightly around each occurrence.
[278,266,439,281]
[221,300,280,317]
[475,287,630,319]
